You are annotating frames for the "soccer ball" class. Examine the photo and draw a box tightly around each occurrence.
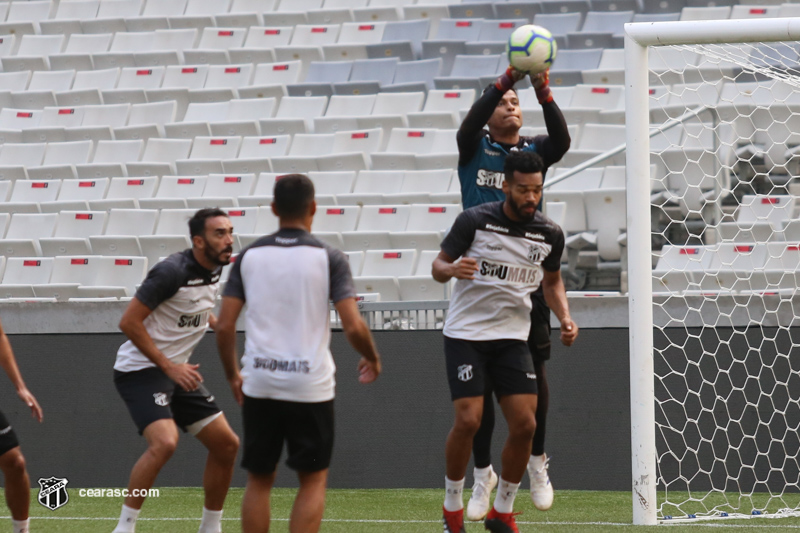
[506,25,557,74]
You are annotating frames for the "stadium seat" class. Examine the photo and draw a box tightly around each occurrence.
[6,213,58,240]
[2,257,54,287]
[58,178,110,202]
[361,249,417,276]
[291,24,341,46]
[398,275,446,301]
[104,208,159,236]
[105,176,159,200]
[156,176,208,199]
[355,205,410,232]
[353,276,399,301]
[406,204,461,232]
[205,64,254,89]
[253,206,279,234]
[10,179,61,204]
[129,138,192,176]
[50,255,147,296]
[314,205,360,232]
[652,244,714,293]
[203,173,256,198]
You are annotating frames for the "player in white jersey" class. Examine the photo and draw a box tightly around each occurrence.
[112,208,240,533]
[216,174,381,533]
[0,318,42,533]
[433,151,578,533]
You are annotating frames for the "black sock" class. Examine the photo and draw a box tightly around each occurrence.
[532,361,548,457]
[472,390,495,469]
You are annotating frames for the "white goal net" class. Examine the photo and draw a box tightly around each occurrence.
[625,19,800,525]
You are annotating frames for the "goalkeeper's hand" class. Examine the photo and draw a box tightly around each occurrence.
[494,65,527,92]
[531,69,553,104]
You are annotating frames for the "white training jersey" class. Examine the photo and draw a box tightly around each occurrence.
[115,249,221,372]
[223,228,356,403]
[442,201,564,341]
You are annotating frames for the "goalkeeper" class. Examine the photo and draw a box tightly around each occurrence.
[455,65,571,520]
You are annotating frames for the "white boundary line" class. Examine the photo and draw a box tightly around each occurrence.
[6,516,800,528]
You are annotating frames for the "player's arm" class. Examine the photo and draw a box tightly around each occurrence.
[118,298,203,390]
[215,296,244,405]
[334,298,381,384]
[432,251,478,283]
[530,70,571,164]
[0,319,42,422]
[457,67,526,165]
[541,269,578,346]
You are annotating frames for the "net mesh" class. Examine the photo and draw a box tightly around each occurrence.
[649,41,800,521]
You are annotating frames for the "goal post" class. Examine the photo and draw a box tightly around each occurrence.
[624,18,800,526]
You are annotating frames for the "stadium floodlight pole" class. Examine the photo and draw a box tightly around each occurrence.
[624,17,800,526]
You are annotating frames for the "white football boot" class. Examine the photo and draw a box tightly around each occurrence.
[528,453,554,511]
[465,466,498,521]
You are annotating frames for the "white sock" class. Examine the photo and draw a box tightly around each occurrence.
[473,465,493,480]
[493,478,520,514]
[444,477,465,512]
[198,508,223,533]
[112,504,140,533]
[11,518,28,533]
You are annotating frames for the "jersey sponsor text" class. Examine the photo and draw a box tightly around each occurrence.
[253,357,311,374]
[476,169,504,189]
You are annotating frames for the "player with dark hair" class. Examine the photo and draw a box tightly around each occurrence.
[436,151,577,533]
[457,66,571,519]
[0,318,42,533]
[216,174,382,533]
[112,208,240,533]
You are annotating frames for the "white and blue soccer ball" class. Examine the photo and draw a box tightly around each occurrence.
[506,24,557,74]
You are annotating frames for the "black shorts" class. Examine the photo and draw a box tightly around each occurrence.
[114,367,221,435]
[529,289,552,363]
[0,410,19,457]
[444,336,538,401]
[241,396,334,475]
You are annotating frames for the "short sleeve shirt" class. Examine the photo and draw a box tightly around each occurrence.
[223,228,356,402]
[115,249,221,372]
[441,201,564,341]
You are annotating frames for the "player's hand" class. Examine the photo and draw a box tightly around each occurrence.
[560,317,578,347]
[207,313,218,331]
[227,373,244,406]
[531,69,553,104]
[530,69,549,89]
[17,387,42,423]
[451,257,479,280]
[166,363,203,391]
[358,356,381,384]
[509,66,527,82]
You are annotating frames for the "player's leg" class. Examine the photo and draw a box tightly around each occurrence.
[290,469,328,533]
[172,383,239,533]
[466,385,499,521]
[483,340,538,533]
[527,298,554,511]
[0,446,30,533]
[113,368,180,533]
[192,414,239,533]
[284,400,334,533]
[125,419,180,509]
[442,336,487,532]
[241,471,276,533]
[240,396,286,533]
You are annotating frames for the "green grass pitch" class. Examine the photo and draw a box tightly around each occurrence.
[4,488,800,532]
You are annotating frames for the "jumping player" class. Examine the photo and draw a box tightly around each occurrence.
[457,66,571,518]
[435,151,577,533]
[0,318,43,533]
[112,208,240,533]
[216,174,381,533]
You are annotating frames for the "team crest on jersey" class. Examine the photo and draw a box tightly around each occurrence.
[38,477,69,511]
[527,244,547,264]
[457,364,473,382]
[153,392,169,406]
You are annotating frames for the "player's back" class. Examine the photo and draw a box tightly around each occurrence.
[225,228,351,402]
